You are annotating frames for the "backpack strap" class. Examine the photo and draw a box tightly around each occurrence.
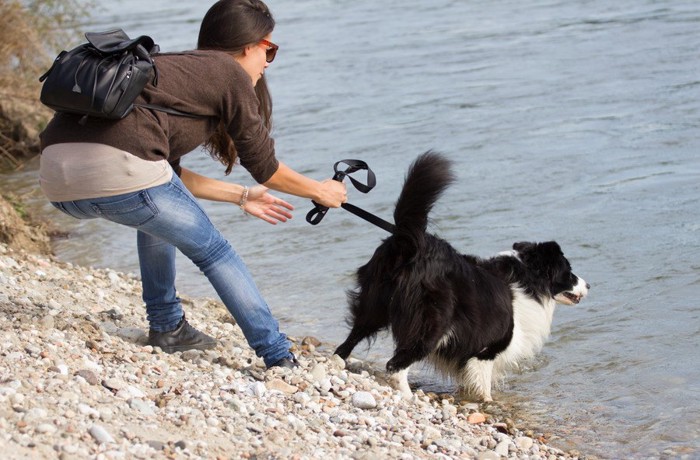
[134,103,205,119]
[84,30,197,117]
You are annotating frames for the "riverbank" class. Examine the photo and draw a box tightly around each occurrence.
[0,202,589,459]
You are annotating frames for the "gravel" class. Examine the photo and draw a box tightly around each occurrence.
[0,242,589,459]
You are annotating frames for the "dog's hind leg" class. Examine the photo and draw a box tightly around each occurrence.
[386,295,452,374]
[335,283,391,359]
[386,323,448,374]
[386,342,432,374]
[462,358,495,402]
[335,325,375,359]
[335,299,390,359]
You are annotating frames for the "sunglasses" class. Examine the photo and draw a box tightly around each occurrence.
[258,39,279,63]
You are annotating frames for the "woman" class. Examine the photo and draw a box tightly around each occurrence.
[38,0,347,369]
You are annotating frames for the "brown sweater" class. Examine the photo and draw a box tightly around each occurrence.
[39,50,279,183]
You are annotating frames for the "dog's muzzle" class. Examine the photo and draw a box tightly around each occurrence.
[556,277,590,305]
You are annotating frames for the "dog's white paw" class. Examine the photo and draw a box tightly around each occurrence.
[388,369,412,397]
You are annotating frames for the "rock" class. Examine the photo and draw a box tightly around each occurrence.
[251,381,266,397]
[495,439,510,456]
[351,391,377,409]
[35,423,57,434]
[309,363,327,382]
[206,416,220,427]
[442,402,458,419]
[88,424,115,444]
[57,363,69,374]
[39,315,54,330]
[23,407,48,422]
[75,369,99,385]
[468,412,487,424]
[422,426,442,447]
[77,403,100,418]
[146,440,166,451]
[128,398,156,416]
[329,354,346,370]
[515,436,534,450]
[477,451,501,460]
[101,379,124,392]
[265,378,298,394]
[302,336,321,347]
[181,349,203,362]
[115,327,147,344]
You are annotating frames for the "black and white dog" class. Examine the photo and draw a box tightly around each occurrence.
[334,152,589,401]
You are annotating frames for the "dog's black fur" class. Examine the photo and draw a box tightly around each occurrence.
[334,151,589,400]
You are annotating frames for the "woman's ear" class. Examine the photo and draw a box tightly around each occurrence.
[232,45,252,64]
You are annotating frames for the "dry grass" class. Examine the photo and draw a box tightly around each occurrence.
[0,0,88,169]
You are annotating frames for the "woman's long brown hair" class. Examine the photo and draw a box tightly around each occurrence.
[197,0,274,174]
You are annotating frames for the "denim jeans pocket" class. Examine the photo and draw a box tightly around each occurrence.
[51,201,93,220]
[90,191,159,228]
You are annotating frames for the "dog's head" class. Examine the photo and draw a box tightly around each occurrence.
[512,241,589,305]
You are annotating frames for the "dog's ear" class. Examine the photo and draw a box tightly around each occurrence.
[538,241,563,258]
[513,242,535,253]
[515,241,567,277]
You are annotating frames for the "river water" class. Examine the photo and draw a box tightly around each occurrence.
[3,0,699,458]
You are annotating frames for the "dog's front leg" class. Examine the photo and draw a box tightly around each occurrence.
[388,367,412,398]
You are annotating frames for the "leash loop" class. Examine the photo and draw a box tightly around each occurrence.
[306,159,375,225]
[305,159,396,233]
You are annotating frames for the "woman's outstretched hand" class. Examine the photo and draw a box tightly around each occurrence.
[242,185,294,224]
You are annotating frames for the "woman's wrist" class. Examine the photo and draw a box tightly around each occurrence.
[263,162,323,201]
[238,185,249,212]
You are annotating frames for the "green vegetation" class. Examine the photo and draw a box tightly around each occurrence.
[3,193,28,219]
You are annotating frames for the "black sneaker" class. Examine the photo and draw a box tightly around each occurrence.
[268,355,299,370]
[148,315,217,353]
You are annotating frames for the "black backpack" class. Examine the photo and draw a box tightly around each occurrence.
[39,29,200,124]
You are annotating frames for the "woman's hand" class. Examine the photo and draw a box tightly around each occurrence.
[242,184,294,224]
[315,179,348,208]
[263,162,348,207]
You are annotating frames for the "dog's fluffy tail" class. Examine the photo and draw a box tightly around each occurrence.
[393,151,455,247]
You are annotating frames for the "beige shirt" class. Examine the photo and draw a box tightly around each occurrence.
[39,143,172,202]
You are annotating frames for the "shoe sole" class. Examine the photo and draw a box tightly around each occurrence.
[153,341,217,354]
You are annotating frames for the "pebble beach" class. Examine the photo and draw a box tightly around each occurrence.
[0,240,589,459]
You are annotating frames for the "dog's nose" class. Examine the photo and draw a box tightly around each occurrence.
[586,283,591,290]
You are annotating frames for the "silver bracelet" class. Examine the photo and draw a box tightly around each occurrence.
[239,185,249,213]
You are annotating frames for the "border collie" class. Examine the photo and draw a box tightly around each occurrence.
[334,152,589,401]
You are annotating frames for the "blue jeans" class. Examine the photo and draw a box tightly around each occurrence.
[50,173,292,367]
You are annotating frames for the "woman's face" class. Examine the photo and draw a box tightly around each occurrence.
[235,33,273,86]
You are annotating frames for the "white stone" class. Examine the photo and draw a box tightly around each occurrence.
[516,436,534,450]
[35,423,57,434]
[309,364,327,382]
[351,391,377,409]
[88,424,115,444]
[422,426,442,446]
[251,381,266,397]
[56,363,69,375]
[128,398,155,416]
[78,403,100,418]
[495,440,511,457]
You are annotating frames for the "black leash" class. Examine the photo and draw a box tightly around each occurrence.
[306,159,396,233]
